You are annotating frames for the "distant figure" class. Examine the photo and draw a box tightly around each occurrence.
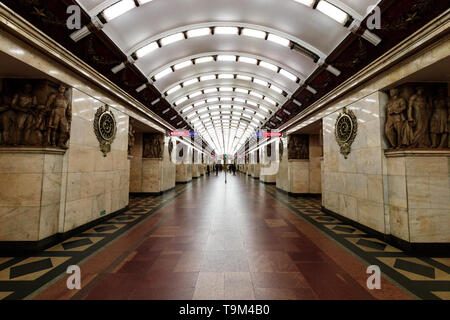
[207,165,210,175]
[215,164,219,176]
[232,164,236,176]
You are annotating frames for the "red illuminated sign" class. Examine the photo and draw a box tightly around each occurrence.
[263,132,282,138]
[169,131,190,137]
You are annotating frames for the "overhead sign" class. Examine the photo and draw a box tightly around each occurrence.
[255,131,283,138]
[169,131,198,137]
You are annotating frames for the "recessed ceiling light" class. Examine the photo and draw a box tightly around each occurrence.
[236,75,252,81]
[204,88,218,94]
[183,78,199,86]
[182,106,193,113]
[241,28,266,39]
[279,69,298,82]
[217,55,237,62]
[187,28,211,38]
[167,85,181,95]
[250,92,263,99]
[238,57,257,64]
[267,34,291,47]
[270,85,283,94]
[102,0,136,21]
[214,27,239,35]
[259,61,279,72]
[235,88,248,94]
[189,91,202,99]
[195,56,214,64]
[174,60,193,70]
[194,101,205,107]
[218,74,234,79]
[160,33,184,46]
[253,79,268,87]
[293,0,315,7]
[316,1,349,24]
[264,97,276,105]
[154,68,172,80]
[135,41,158,58]
[200,75,216,81]
[175,97,188,105]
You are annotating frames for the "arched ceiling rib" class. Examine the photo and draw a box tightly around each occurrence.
[146,52,308,92]
[163,71,292,98]
[74,0,382,155]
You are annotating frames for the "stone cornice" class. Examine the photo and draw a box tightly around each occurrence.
[0,3,174,133]
[281,9,450,134]
[385,150,450,158]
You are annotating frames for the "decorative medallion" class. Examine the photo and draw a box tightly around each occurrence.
[94,105,117,157]
[335,107,358,159]
[279,139,284,160]
[168,139,174,161]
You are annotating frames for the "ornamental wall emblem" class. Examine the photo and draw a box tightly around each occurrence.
[168,139,174,161]
[94,105,117,157]
[279,139,284,160]
[335,107,358,159]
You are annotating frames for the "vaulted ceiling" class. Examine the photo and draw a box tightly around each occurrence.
[2,0,448,155]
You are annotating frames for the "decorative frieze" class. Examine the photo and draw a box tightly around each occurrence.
[143,133,164,159]
[384,83,449,150]
[288,135,309,160]
[0,79,71,149]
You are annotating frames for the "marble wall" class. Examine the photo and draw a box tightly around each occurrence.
[276,135,322,194]
[0,150,64,241]
[260,141,279,184]
[386,153,450,243]
[129,132,143,193]
[63,89,130,233]
[322,92,386,233]
[130,135,176,194]
[0,88,131,241]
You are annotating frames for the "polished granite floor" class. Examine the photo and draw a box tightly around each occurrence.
[1,173,449,300]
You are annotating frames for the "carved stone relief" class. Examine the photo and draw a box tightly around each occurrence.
[143,133,164,159]
[384,83,449,150]
[288,135,309,160]
[0,79,72,148]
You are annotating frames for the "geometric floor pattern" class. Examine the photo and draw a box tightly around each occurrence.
[1,176,449,300]
[0,184,191,300]
[263,184,450,300]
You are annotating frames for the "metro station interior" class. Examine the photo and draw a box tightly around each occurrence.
[0,0,449,301]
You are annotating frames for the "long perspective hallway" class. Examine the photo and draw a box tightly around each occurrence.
[1,173,447,300]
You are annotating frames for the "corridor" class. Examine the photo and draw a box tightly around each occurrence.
[0,173,445,300]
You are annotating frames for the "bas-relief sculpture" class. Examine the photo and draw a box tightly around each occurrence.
[0,79,71,148]
[143,133,163,159]
[288,135,309,160]
[385,84,449,150]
